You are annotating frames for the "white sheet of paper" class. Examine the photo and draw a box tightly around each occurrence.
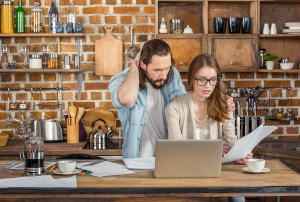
[222,125,277,163]
[123,157,155,170]
[10,161,56,170]
[77,161,134,177]
[0,175,77,188]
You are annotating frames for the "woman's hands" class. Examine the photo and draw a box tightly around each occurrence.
[235,152,253,165]
[223,141,253,165]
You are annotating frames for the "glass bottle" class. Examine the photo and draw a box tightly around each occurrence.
[30,2,42,33]
[16,0,25,33]
[67,0,76,31]
[259,46,266,69]
[48,0,59,33]
[1,0,14,33]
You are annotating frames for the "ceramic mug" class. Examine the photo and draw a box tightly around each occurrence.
[241,17,251,33]
[66,22,74,33]
[56,22,64,33]
[214,17,226,33]
[75,22,83,33]
[246,159,265,172]
[228,17,241,33]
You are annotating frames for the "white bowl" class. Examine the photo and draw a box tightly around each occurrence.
[280,63,294,70]
[58,160,77,173]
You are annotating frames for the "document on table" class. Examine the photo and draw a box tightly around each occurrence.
[9,161,56,170]
[77,161,134,177]
[123,157,155,170]
[222,125,277,163]
[0,175,77,188]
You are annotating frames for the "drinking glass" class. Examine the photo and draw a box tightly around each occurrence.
[19,45,29,69]
[2,44,9,69]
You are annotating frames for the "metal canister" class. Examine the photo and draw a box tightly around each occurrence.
[1,0,14,33]
[48,54,60,69]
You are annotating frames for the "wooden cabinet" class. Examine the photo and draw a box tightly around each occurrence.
[155,0,300,73]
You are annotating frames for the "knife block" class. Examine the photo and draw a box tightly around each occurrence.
[67,124,79,144]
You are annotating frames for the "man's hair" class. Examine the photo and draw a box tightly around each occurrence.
[138,39,175,89]
[187,54,229,122]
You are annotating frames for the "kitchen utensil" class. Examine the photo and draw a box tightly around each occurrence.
[76,107,84,124]
[89,118,114,150]
[83,107,116,135]
[69,105,77,126]
[95,26,122,75]
[125,26,140,59]
[31,119,63,142]
[21,132,44,176]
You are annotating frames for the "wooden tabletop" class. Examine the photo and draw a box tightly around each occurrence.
[0,159,299,201]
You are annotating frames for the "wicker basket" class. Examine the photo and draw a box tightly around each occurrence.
[0,133,9,147]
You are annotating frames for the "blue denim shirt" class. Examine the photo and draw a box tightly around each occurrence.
[108,67,186,158]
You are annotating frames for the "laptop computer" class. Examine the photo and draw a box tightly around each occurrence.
[154,139,223,178]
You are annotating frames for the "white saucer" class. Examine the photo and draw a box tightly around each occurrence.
[242,167,270,173]
[53,168,81,175]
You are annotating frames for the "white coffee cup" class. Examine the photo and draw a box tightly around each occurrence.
[246,159,265,172]
[58,160,77,173]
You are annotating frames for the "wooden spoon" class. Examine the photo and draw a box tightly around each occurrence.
[68,105,77,126]
[75,107,84,125]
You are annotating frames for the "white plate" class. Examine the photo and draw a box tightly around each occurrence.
[282,29,300,33]
[286,26,300,29]
[285,22,300,26]
[53,168,81,175]
[242,167,270,173]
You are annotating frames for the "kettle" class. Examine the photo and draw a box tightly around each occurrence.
[89,118,113,149]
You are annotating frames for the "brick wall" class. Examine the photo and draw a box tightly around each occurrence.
[0,0,299,140]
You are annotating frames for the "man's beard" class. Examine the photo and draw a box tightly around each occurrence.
[144,69,166,89]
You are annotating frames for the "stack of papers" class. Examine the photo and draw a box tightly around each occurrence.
[0,175,77,188]
[77,161,134,177]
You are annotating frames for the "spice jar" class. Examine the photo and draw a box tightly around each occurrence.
[30,2,42,33]
[9,101,19,109]
[276,109,284,119]
[285,109,295,119]
[1,0,14,33]
[19,101,27,109]
[29,54,42,69]
[48,54,60,69]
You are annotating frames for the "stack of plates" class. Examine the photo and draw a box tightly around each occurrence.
[283,22,300,34]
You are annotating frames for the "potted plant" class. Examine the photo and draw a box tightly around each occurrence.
[263,54,278,70]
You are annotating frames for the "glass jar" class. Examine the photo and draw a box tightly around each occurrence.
[276,109,284,119]
[30,2,42,33]
[285,109,295,119]
[1,0,14,34]
[29,54,42,69]
[48,54,60,69]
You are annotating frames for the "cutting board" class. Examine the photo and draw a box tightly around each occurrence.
[95,26,123,75]
[83,107,117,135]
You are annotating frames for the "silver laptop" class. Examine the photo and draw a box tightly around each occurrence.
[154,139,223,178]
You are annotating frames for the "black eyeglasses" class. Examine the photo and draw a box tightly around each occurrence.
[194,77,220,86]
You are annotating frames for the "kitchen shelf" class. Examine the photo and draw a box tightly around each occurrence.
[0,69,84,73]
[265,117,298,121]
[258,69,300,73]
[0,33,84,37]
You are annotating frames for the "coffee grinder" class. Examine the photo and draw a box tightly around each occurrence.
[21,132,44,176]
